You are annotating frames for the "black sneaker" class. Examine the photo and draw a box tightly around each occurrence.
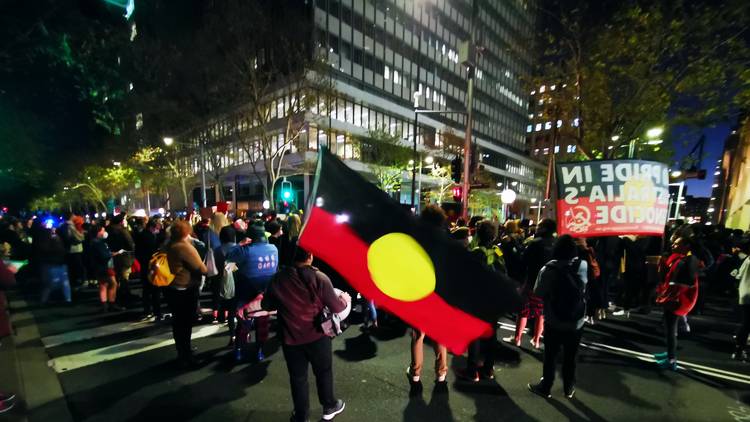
[528,382,551,398]
[564,386,575,399]
[322,400,345,421]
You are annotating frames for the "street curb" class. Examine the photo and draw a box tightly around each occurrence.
[3,290,74,422]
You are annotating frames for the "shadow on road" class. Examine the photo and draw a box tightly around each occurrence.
[334,332,377,361]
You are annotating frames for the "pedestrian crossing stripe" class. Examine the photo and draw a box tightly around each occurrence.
[47,324,224,373]
[41,320,154,348]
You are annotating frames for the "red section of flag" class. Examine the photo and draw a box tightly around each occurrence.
[557,197,668,237]
[299,206,494,354]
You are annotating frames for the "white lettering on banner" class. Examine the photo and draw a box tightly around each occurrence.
[564,187,579,204]
[593,205,667,226]
[600,164,614,182]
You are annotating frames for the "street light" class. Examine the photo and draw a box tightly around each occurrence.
[646,127,664,139]
[163,135,207,208]
[500,188,516,223]
[670,170,683,178]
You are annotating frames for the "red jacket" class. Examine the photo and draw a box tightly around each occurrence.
[0,261,16,338]
[656,253,699,316]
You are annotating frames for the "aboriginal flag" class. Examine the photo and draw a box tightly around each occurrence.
[299,147,521,354]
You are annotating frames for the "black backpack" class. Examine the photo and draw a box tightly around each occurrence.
[547,258,586,322]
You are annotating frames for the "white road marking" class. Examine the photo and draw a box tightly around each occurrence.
[47,324,224,373]
[498,320,750,385]
[41,320,155,348]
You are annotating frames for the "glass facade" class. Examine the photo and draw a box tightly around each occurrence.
[314,0,543,199]
[176,0,544,202]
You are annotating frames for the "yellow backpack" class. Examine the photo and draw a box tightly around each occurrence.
[148,251,175,287]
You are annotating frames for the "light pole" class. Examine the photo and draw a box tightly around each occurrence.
[500,188,516,223]
[409,110,467,212]
[529,197,543,224]
[628,126,664,159]
[164,136,207,209]
[411,155,434,215]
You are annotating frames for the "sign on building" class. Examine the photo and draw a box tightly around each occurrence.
[555,160,669,237]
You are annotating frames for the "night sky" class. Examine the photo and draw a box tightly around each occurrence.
[671,124,731,197]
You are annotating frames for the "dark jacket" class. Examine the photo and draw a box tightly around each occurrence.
[106,224,135,253]
[262,265,347,346]
[522,235,555,289]
[88,238,113,278]
[134,229,158,269]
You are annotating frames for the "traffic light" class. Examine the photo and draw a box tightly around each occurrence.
[450,158,462,183]
[279,179,294,201]
[452,186,463,202]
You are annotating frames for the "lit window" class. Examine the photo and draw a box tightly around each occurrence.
[571,145,577,152]
[544,121,552,130]
[534,148,539,154]
[526,125,533,133]
[535,123,542,132]
[528,114,534,119]
[394,70,400,84]
[554,146,560,153]
[539,85,546,93]
[572,118,580,127]
[385,65,390,80]
[538,99,544,105]
[543,148,549,154]
[556,120,563,128]
[550,85,556,91]
[530,90,536,95]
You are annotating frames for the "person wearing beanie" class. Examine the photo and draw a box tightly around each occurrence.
[227,222,278,361]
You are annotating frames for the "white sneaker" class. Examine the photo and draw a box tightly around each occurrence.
[322,400,345,420]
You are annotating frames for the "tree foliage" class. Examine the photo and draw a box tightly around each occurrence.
[531,0,750,161]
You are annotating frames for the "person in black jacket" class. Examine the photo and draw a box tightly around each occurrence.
[506,218,556,348]
[106,213,136,305]
[88,225,123,312]
[135,218,161,320]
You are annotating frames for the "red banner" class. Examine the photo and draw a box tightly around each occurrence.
[555,160,669,237]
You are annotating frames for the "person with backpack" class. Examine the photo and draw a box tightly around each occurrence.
[262,247,349,422]
[458,220,509,382]
[528,234,588,399]
[507,218,556,349]
[135,218,161,321]
[106,213,136,306]
[653,235,700,370]
[215,225,238,345]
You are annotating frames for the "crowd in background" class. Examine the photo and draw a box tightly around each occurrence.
[1,207,750,416]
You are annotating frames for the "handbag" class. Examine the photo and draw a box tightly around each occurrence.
[296,266,342,337]
[204,234,219,278]
[220,263,236,300]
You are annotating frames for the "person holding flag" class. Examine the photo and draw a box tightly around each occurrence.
[297,147,521,361]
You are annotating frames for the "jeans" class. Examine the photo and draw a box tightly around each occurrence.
[40,264,71,303]
[282,337,337,421]
[409,329,448,378]
[166,287,199,358]
[141,267,162,317]
[737,304,750,352]
[540,326,582,392]
[664,311,679,360]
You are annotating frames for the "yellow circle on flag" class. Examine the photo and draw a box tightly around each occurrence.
[367,233,436,302]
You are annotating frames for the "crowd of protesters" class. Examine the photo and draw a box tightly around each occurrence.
[1,205,750,419]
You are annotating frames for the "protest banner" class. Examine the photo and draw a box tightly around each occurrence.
[555,160,669,237]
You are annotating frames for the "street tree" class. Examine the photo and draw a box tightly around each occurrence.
[358,126,412,194]
[531,0,750,161]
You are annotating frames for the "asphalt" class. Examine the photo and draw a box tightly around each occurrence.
[4,279,750,422]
